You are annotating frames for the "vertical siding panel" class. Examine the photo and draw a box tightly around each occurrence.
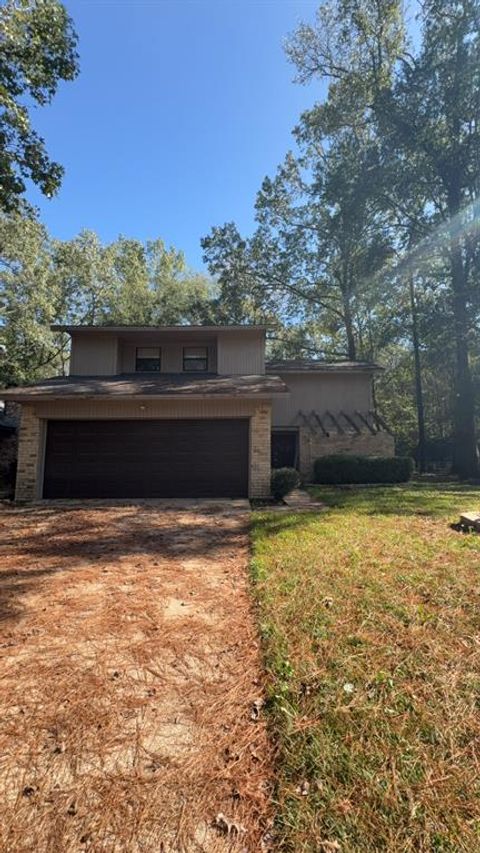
[72,331,266,377]
[70,336,118,375]
[271,373,374,425]
[217,332,265,374]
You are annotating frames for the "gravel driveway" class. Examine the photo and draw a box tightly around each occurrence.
[0,502,272,852]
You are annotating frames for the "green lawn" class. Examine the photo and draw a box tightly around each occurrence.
[251,484,480,852]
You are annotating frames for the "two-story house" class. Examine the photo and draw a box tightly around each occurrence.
[3,325,393,501]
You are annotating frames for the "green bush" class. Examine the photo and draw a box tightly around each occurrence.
[313,454,413,485]
[271,467,300,499]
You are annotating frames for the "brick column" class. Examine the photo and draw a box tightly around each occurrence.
[250,403,271,497]
[15,405,44,502]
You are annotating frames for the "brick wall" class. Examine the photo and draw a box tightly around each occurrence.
[15,405,45,501]
[249,404,271,497]
[299,427,395,480]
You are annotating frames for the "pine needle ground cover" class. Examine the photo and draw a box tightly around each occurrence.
[251,485,480,852]
[0,504,273,852]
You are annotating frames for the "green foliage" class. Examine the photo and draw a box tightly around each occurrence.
[0,214,216,386]
[271,467,300,499]
[0,0,79,211]
[0,215,65,385]
[286,0,480,476]
[203,0,480,477]
[250,483,480,850]
[313,454,413,484]
[202,134,396,361]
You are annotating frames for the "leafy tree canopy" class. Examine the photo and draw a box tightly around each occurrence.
[0,215,216,385]
[0,0,79,212]
[203,0,480,475]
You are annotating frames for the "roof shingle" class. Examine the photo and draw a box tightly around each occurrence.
[1,373,289,401]
[266,359,382,373]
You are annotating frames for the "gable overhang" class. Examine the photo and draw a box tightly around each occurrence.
[52,324,268,339]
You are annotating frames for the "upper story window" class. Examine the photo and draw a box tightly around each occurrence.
[135,347,161,372]
[183,346,208,372]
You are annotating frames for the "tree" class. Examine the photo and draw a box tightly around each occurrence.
[203,127,395,361]
[52,230,116,325]
[286,0,480,476]
[0,214,67,384]
[0,215,217,385]
[0,0,79,213]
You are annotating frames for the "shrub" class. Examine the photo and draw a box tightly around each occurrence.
[271,467,300,499]
[313,454,413,485]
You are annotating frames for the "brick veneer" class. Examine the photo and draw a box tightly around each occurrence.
[298,427,395,480]
[249,403,271,497]
[15,405,45,501]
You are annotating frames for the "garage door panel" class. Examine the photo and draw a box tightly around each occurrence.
[43,419,249,498]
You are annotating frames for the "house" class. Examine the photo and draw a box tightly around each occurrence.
[2,325,394,501]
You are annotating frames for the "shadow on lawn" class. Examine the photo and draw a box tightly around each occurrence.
[0,504,249,625]
[250,512,314,538]
[308,483,480,518]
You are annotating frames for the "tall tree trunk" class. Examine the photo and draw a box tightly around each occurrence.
[449,241,478,477]
[409,275,427,472]
[443,170,479,479]
[342,287,357,360]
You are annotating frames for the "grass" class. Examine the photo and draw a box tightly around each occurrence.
[250,484,480,852]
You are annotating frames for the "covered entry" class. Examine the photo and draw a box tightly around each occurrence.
[43,418,249,499]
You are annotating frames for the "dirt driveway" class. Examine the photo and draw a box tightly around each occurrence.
[0,502,272,852]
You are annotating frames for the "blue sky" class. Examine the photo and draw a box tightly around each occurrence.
[30,0,321,270]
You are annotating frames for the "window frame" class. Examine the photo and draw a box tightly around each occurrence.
[182,346,209,372]
[135,346,162,372]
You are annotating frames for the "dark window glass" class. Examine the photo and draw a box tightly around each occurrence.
[183,346,208,372]
[135,347,161,372]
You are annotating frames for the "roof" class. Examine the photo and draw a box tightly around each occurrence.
[51,324,267,335]
[1,373,289,401]
[295,409,392,435]
[266,359,383,373]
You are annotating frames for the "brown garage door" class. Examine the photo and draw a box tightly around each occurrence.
[43,419,249,499]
